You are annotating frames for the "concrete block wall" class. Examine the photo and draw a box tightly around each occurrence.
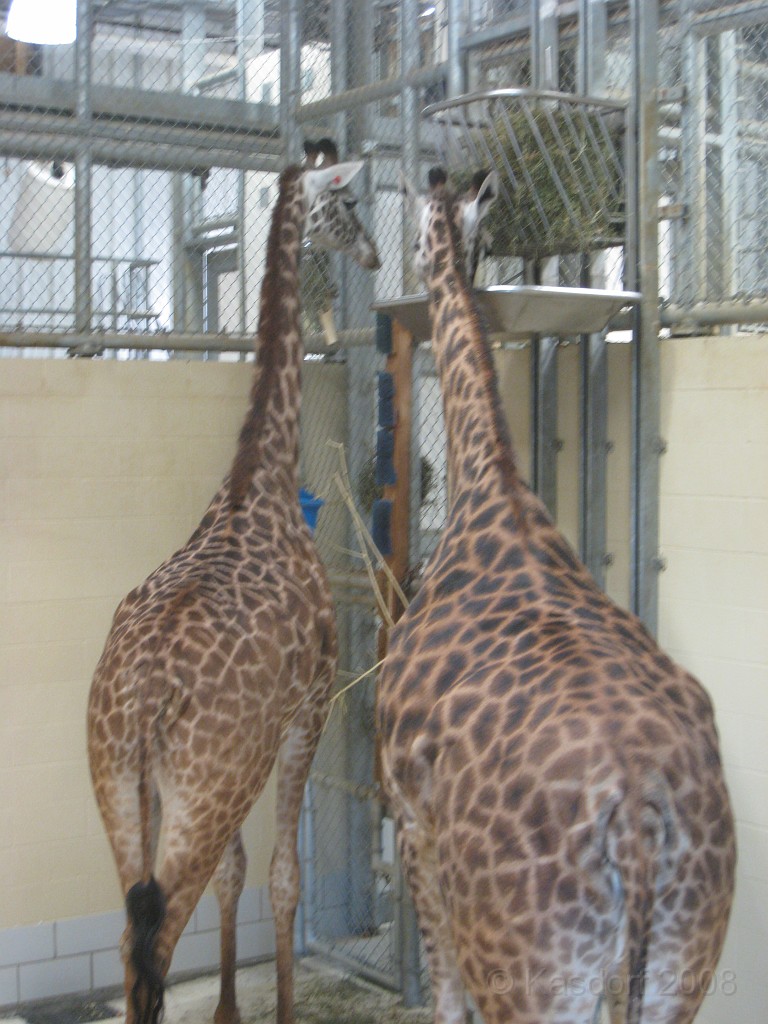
[0,357,290,1007]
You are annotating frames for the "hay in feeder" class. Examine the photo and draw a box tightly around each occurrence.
[444,98,625,261]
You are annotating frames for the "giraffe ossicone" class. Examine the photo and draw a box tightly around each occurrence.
[87,143,378,1024]
[378,168,735,1024]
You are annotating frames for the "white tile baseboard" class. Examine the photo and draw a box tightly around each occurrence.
[0,885,275,1010]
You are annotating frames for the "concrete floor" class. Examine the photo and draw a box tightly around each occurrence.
[1,958,432,1024]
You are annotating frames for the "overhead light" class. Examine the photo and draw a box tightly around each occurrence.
[6,0,76,46]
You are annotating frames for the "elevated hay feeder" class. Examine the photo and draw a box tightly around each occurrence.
[424,89,627,261]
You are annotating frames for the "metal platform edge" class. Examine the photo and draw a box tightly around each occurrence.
[373,285,641,341]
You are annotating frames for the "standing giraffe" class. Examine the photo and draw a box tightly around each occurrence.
[87,148,378,1024]
[377,171,735,1024]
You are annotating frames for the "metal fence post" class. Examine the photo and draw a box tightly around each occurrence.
[280,0,302,164]
[75,0,93,337]
[578,0,610,586]
[530,0,560,520]
[630,0,661,633]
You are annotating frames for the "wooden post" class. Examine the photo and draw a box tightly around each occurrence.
[376,317,414,757]
[384,318,413,603]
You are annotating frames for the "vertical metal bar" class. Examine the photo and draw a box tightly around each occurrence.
[396,8,424,1000]
[630,0,661,632]
[237,0,264,339]
[679,1,707,307]
[280,0,303,163]
[579,0,607,95]
[74,0,93,336]
[446,0,465,98]
[578,0,609,584]
[330,0,348,153]
[531,331,559,518]
[401,0,421,296]
[720,31,739,314]
[579,306,608,588]
[530,1,560,518]
[532,0,559,91]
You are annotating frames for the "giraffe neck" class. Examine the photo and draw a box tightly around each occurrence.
[426,203,519,509]
[229,166,305,511]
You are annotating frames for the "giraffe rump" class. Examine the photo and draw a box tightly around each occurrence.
[125,876,166,1024]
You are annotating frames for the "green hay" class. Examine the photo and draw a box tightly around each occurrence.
[449,100,625,260]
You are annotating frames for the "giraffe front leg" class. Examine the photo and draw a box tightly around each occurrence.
[212,830,247,1024]
[270,696,329,1024]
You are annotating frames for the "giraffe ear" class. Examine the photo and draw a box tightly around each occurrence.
[474,170,498,220]
[303,161,364,208]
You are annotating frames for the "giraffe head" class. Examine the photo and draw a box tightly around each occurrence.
[400,165,497,284]
[302,138,380,269]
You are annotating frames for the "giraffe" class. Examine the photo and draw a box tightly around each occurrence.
[377,170,735,1024]
[87,146,378,1024]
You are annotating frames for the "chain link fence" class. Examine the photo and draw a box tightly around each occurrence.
[656,0,768,323]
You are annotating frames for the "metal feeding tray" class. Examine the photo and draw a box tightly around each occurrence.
[374,285,640,341]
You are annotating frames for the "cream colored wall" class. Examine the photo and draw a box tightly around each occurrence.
[494,342,632,608]
[0,357,276,929]
[1,336,766,1017]
[658,335,768,1024]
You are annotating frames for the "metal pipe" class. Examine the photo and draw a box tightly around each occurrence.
[330,0,348,154]
[279,0,302,163]
[0,326,376,355]
[660,300,768,327]
[74,0,93,337]
[0,128,281,172]
[446,0,465,98]
[630,0,661,634]
[195,68,240,93]
[401,0,422,296]
[295,64,447,124]
[423,86,628,116]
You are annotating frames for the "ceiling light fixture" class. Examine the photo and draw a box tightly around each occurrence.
[6,0,76,46]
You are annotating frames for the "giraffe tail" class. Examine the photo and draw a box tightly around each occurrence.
[126,686,167,1024]
[602,778,681,1024]
[125,876,166,1024]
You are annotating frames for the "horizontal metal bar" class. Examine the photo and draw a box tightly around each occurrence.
[295,64,447,124]
[191,217,240,236]
[304,940,399,993]
[692,0,768,35]
[309,770,379,803]
[0,73,277,135]
[195,69,241,94]
[424,86,627,117]
[0,326,376,355]
[661,300,768,327]
[0,250,158,266]
[0,129,281,173]
[461,13,531,51]
[0,331,251,353]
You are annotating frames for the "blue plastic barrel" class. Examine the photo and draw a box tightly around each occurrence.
[299,487,324,533]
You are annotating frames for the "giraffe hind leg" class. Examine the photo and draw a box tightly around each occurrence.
[270,695,330,1024]
[399,824,466,1024]
[213,830,247,1024]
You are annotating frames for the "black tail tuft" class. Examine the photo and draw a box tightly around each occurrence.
[125,877,166,1024]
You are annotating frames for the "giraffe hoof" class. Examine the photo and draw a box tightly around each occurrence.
[214,1005,241,1024]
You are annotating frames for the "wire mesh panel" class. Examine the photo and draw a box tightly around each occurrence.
[0,1,283,354]
[657,0,768,320]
